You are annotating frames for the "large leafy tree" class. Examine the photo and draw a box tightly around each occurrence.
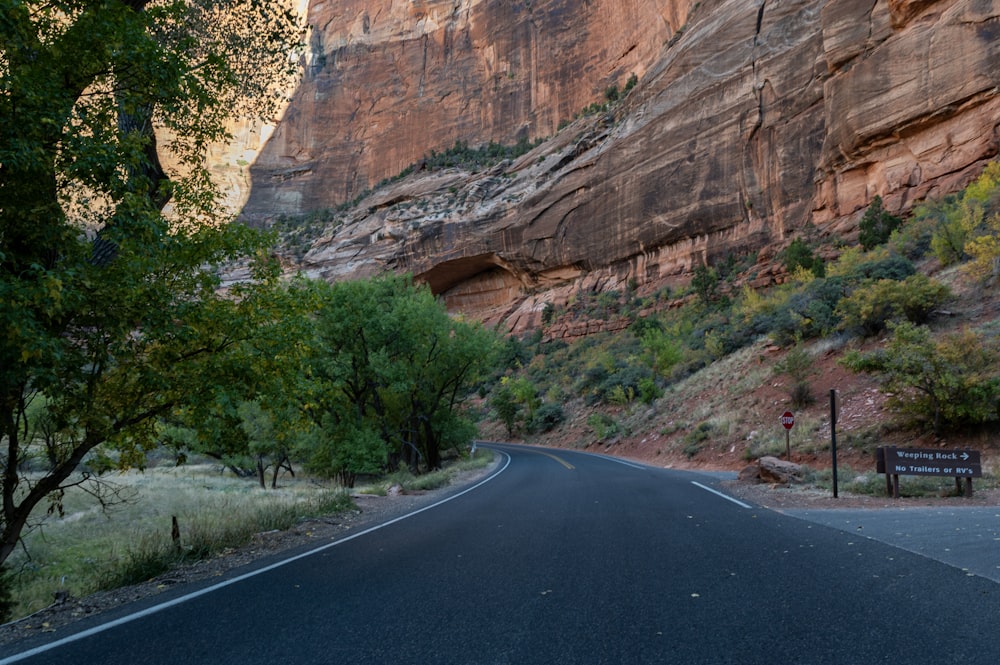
[167,277,319,486]
[299,275,499,483]
[0,0,300,565]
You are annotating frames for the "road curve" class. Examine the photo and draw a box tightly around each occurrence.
[3,443,1000,664]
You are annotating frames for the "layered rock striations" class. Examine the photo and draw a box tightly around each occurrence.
[242,0,687,216]
[239,0,1000,331]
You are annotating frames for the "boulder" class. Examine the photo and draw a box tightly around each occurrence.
[757,456,806,485]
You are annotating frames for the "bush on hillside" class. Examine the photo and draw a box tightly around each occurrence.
[781,238,826,278]
[531,403,566,433]
[859,195,903,250]
[763,277,847,346]
[844,253,916,283]
[842,322,1000,434]
[836,273,951,337]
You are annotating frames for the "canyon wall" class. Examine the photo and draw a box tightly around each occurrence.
[236,0,1000,331]
[241,0,690,216]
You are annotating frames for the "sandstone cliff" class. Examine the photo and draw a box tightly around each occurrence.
[236,0,1000,331]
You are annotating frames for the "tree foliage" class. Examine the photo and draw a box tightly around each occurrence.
[842,322,1000,434]
[835,273,950,337]
[490,376,542,436]
[691,264,720,305]
[0,0,301,566]
[858,196,903,250]
[773,344,815,408]
[958,162,1000,283]
[780,238,825,278]
[299,275,499,482]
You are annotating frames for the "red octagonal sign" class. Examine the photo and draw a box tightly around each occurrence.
[780,411,794,429]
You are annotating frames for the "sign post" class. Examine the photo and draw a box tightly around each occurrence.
[830,389,838,499]
[780,411,794,460]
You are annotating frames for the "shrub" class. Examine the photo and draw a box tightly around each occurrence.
[638,377,663,404]
[541,302,557,325]
[841,322,1000,434]
[608,385,635,406]
[531,403,566,432]
[491,381,521,437]
[836,274,950,337]
[640,327,684,376]
[859,195,903,250]
[692,264,720,304]
[593,365,655,405]
[844,253,915,283]
[781,238,825,278]
[765,278,847,345]
[587,413,620,440]
[774,344,815,408]
[623,73,639,94]
[928,198,977,266]
[889,212,936,260]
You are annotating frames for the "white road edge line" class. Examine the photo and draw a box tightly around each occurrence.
[691,481,752,509]
[0,452,513,665]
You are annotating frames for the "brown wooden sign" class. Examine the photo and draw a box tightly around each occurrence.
[877,446,982,498]
[878,447,982,478]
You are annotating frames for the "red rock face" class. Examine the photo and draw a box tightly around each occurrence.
[239,0,1000,331]
[243,0,686,216]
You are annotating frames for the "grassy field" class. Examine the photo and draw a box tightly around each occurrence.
[4,450,494,622]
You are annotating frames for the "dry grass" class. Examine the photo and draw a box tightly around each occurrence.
[5,462,351,621]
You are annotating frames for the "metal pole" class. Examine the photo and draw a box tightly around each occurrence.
[830,389,838,499]
[785,428,791,461]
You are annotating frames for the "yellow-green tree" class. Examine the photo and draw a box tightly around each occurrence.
[960,162,1000,283]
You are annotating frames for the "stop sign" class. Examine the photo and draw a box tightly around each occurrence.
[780,411,794,429]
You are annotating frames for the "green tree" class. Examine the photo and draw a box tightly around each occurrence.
[691,264,720,305]
[305,276,499,474]
[959,161,1000,283]
[640,327,684,377]
[859,195,903,250]
[780,238,825,278]
[490,380,521,438]
[297,417,387,489]
[0,0,300,566]
[171,278,319,483]
[842,322,1000,434]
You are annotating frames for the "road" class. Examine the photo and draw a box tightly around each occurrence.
[3,443,1000,664]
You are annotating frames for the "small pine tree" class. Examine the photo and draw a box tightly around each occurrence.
[859,196,903,250]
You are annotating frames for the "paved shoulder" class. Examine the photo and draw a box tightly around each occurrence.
[782,506,1000,582]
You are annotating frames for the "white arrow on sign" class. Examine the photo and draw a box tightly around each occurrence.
[961,452,970,460]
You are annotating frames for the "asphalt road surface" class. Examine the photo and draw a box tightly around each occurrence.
[3,443,1000,664]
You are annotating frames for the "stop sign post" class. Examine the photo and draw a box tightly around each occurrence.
[780,411,794,460]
